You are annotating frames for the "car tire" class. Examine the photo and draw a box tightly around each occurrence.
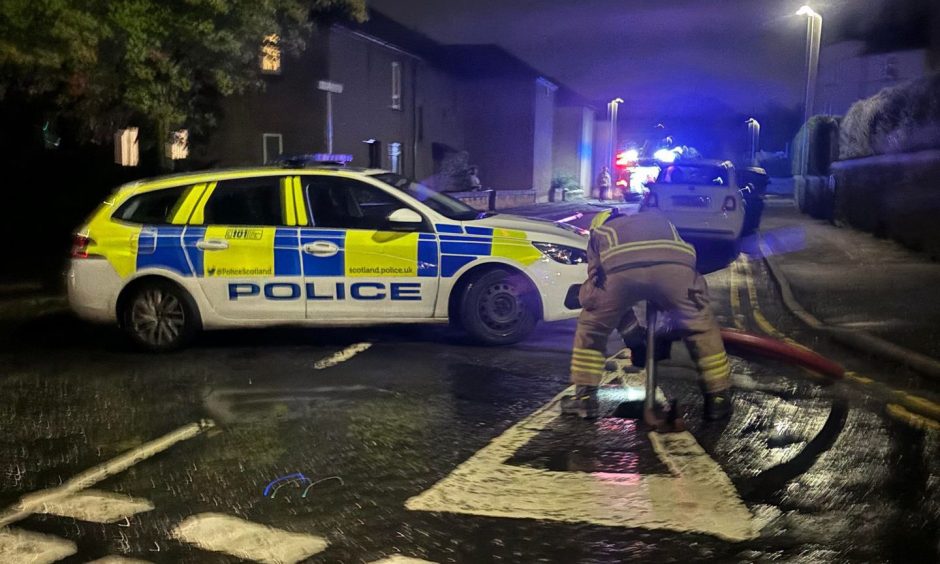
[121,280,200,352]
[459,269,538,345]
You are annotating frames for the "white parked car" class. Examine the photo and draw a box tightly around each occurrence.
[67,165,588,351]
[646,160,744,243]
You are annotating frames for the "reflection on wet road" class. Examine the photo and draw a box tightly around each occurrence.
[0,261,937,562]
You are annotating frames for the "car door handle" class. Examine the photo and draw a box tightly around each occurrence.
[303,241,339,257]
[196,239,229,251]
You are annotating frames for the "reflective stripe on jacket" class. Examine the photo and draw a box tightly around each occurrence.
[587,208,696,280]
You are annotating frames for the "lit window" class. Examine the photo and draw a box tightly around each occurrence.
[391,62,401,110]
[114,127,139,167]
[261,34,281,74]
[166,129,189,160]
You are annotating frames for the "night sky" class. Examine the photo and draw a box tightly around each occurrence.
[369,0,909,152]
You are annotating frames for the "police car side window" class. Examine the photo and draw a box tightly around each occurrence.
[113,186,187,225]
[203,178,283,226]
[305,177,414,230]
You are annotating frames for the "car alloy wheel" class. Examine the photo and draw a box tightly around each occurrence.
[129,287,187,348]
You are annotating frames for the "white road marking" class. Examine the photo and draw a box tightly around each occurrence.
[87,557,152,563]
[35,490,153,524]
[170,513,328,564]
[0,420,214,528]
[314,343,372,369]
[368,557,437,564]
[0,528,76,564]
[406,361,757,542]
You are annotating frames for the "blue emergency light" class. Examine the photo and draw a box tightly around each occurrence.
[277,153,354,168]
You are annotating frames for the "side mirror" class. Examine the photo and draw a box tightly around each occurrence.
[387,208,423,230]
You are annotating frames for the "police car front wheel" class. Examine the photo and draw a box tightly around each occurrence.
[121,280,199,352]
[459,269,538,345]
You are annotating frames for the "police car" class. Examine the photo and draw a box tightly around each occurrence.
[68,165,588,351]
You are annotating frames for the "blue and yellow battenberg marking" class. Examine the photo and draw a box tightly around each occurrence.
[95,175,548,282]
[125,224,543,279]
[121,222,545,280]
[434,224,542,276]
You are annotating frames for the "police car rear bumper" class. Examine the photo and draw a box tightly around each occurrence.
[68,259,122,323]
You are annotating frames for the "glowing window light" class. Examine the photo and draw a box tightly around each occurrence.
[261,34,281,74]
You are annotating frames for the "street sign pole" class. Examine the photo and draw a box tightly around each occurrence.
[326,91,333,154]
[317,80,344,155]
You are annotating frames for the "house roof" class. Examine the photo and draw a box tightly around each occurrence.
[338,10,594,109]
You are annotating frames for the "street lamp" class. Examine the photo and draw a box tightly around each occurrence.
[746,118,761,166]
[607,98,624,172]
[797,6,822,176]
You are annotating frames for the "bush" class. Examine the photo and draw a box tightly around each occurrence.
[550,174,582,201]
[840,72,940,160]
[551,174,580,191]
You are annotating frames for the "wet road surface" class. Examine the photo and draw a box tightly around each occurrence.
[0,251,938,563]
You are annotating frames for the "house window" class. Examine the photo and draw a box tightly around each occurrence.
[261,34,281,74]
[262,133,283,164]
[388,142,402,173]
[166,129,188,160]
[391,62,402,110]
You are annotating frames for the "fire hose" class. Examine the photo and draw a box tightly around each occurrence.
[719,327,844,380]
[641,308,845,433]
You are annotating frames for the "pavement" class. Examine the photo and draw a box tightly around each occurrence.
[755,198,940,375]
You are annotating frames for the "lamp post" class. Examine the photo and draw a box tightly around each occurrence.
[607,97,624,171]
[797,6,822,176]
[746,118,761,166]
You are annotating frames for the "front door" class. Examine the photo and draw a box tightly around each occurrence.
[187,176,305,320]
[297,174,439,319]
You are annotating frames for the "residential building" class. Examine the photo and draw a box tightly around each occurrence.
[202,11,594,202]
[816,40,931,116]
[552,109,595,193]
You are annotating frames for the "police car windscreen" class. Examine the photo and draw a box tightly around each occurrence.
[371,173,483,221]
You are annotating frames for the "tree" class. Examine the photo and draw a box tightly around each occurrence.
[0,0,365,166]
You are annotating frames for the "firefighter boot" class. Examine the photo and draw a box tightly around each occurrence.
[560,385,599,419]
[703,389,732,421]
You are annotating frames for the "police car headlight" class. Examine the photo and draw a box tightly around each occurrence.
[532,242,588,265]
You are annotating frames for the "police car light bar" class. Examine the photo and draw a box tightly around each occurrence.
[277,153,354,168]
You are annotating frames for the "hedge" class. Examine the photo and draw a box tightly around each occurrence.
[839,72,940,160]
[791,115,841,176]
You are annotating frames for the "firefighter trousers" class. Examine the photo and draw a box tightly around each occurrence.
[570,263,731,393]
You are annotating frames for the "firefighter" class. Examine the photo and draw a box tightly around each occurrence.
[561,202,732,420]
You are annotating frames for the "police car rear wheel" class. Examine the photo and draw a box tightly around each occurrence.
[460,269,537,345]
[122,281,197,351]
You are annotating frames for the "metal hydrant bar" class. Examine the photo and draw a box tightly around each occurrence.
[645,303,657,412]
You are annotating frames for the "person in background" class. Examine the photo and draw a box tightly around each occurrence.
[597,166,612,200]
